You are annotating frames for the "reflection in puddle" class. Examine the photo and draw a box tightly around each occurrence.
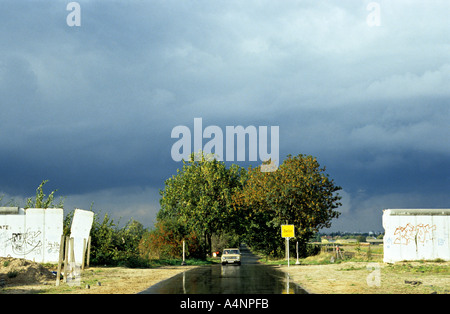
[141,264,307,294]
[283,272,295,294]
[220,264,240,277]
[140,248,307,294]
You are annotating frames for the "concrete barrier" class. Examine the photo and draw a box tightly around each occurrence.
[0,207,93,264]
[383,208,450,263]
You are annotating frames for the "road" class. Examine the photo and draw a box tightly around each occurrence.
[140,246,307,294]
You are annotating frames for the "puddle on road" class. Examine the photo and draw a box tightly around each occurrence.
[140,264,307,294]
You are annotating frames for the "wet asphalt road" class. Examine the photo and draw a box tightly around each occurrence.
[140,246,307,294]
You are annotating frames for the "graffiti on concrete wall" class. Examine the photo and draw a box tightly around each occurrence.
[393,223,437,246]
[0,208,64,263]
[0,208,92,263]
[8,229,43,256]
[46,241,60,254]
[383,209,450,263]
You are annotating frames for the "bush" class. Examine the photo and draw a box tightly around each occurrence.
[139,219,204,260]
[25,180,65,209]
[305,243,321,257]
[87,212,146,267]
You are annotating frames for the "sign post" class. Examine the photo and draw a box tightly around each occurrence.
[181,240,187,266]
[281,225,295,267]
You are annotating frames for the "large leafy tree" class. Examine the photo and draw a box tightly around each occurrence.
[234,154,342,257]
[158,152,245,257]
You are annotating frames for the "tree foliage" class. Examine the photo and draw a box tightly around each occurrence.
[88,212,147,267]
[25,180,65,209]
[139,219,203,260]
[150,152,341,259]
[233,154,342,257]
[157,152,245,257]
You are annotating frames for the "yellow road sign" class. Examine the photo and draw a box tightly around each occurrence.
[281,225,295,238]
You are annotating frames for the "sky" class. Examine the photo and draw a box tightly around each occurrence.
[0,0,449,232]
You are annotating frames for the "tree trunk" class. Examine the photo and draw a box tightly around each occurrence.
[204,232,212,258]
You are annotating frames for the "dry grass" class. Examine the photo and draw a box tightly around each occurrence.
[275,252,450,294]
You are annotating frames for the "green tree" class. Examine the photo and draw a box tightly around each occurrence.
[89,212,117,265]
[88,211,147,267]
[158,152,244,257]
[234,154,342,257]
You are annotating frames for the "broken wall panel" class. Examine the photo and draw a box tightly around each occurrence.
[70,208,94,264]
[383,209,450,263]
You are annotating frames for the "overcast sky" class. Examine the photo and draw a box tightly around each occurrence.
[0,0,449,232]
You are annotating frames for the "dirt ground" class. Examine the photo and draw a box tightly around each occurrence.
[0,257,55,286]
[0,257,197,294]
[277,260,450,294]
[53,265,198,294]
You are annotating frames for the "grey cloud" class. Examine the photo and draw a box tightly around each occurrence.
[0,1,449,229]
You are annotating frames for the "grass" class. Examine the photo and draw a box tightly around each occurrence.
[338,265,366,271]
[7,270,18,278]
[92,257,220,268]
[267,250,450,294]
[261,253,379,266]
[146,258,218,267]
[258,243,385,266]
[386,262,450,274]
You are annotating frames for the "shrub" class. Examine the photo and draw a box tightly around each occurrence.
[139,219,203,260]
[7,270,18,278]
[87,212,146,267]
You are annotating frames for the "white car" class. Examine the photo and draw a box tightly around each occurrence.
[221,248,241,265]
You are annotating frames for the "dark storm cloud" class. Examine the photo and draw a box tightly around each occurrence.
[0,0,449,230]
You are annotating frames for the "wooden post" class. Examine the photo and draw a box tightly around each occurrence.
[69,237,75,281]
[70,237,75,263]
[63,236,69,282]
[81,238,86,271]
[56,234,65,286]
[86,236,91,268]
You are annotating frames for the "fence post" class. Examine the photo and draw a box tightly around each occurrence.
[86,236,91,268]
[56,234,65,286]
[81,238,86,270]
[70,237,75,264]
[63,236,69,282]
